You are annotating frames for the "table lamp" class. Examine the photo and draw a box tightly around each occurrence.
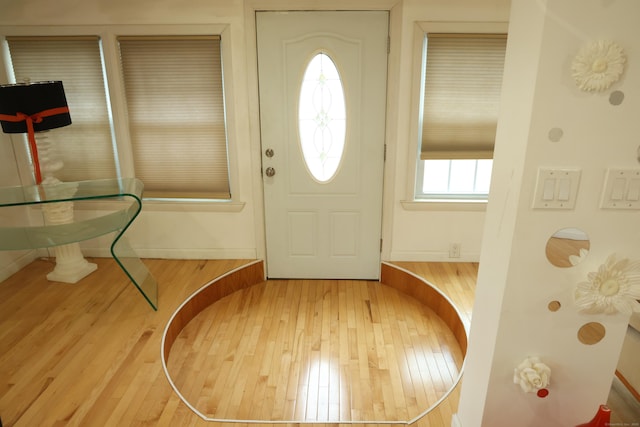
[0,81,71,185]
[0,80,97,283]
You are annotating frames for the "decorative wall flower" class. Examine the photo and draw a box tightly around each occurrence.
[513,356,551,393]
[575,254,640,315]
[571,40,626,92]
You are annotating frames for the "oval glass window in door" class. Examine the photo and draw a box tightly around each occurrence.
[298,52,346,182]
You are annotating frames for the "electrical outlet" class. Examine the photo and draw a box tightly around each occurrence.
[449,243,461,258]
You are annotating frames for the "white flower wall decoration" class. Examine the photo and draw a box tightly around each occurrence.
[513,356,551,393]
[571,40,626,92]
[575,254,640,315]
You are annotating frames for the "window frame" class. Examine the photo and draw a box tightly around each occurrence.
[415,158,493,201]
[0,24,243,211]
[404,21,508,211]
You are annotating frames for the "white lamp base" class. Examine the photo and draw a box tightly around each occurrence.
[46,242,98,283]
[41,189,97,284]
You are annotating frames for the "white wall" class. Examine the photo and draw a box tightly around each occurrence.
[0,0,511,276]
[457,0,640,425]
[0,43,39,279]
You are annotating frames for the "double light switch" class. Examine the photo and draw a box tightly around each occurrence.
[533,168,581,209]
[600,169,640,209]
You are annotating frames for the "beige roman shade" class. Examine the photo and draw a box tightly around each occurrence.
[118,36,230,199]
[420,33,507,160]
[6,36,118,181]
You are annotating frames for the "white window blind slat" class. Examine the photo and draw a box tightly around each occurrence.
[421,34,507,160]
[118,37,230,199]
[6,37,118,181]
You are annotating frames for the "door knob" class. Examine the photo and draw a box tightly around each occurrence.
[265,167,276,177]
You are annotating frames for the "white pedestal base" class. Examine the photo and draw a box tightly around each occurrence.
[46,242,98,283]
[41,189,97,284]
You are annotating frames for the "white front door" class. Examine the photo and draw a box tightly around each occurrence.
[257,11,388,279]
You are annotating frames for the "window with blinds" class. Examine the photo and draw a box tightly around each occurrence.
[6,36,118,181]
[118,36,230,200]
[420,33,507,160]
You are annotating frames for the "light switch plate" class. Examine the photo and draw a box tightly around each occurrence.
[533,168,581,209]
[600,169,640,209]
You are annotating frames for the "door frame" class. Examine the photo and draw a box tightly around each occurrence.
[244,2,401,269]
[256,10,389,279]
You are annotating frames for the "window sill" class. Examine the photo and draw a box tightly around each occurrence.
[141,199,246,212]
[71,199,246,213]
[401,199,487,212]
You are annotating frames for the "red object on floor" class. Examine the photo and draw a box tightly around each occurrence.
[575,405,611,427]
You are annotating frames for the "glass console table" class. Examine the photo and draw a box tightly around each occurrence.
[0,178,157,310]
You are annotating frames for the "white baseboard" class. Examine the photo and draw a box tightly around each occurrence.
[0,247,258,282]
[451,413,462,427]
[0,250,38,282]
[80,246,258,260]
[389,250,481,262]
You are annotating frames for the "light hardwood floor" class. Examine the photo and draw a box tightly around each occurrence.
[0,258,250,427]
[0,258,475,427]
[0,258,637,426]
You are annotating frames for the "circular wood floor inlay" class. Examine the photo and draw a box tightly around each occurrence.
[165,278,464,423]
